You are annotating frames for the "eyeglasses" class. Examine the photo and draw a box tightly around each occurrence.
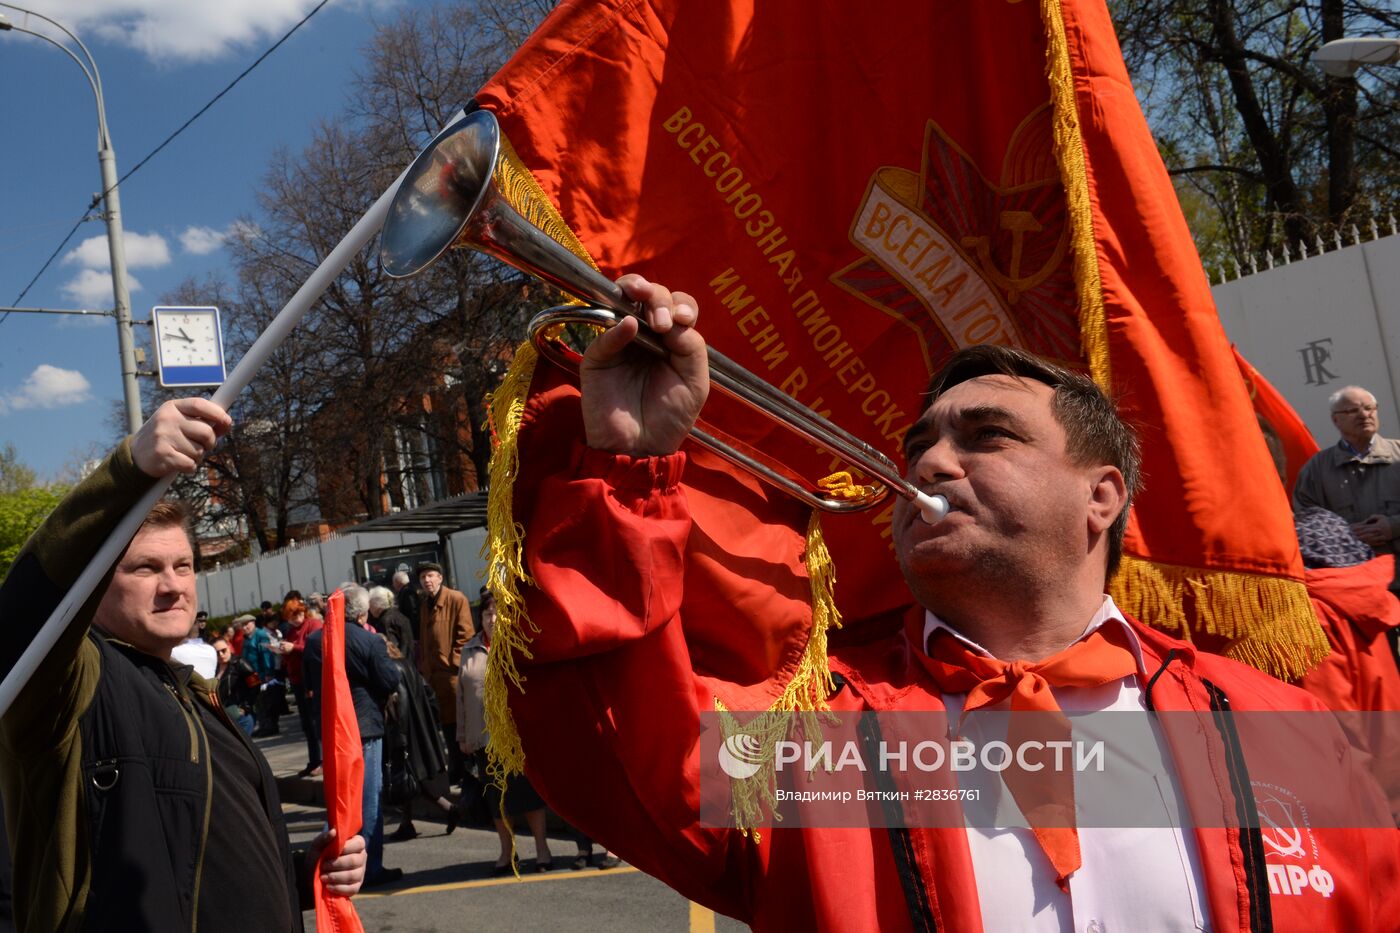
[1333,404,1378,416]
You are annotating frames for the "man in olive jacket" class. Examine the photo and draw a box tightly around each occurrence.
[0,399,366,932]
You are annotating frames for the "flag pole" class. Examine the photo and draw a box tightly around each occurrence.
[0,151,422,719]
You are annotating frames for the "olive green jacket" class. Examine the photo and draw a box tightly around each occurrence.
[0,441,305,931]
[0,440,153,930]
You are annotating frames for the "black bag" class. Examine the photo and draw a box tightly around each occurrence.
[383,743,421,806]
[382,680,421,805]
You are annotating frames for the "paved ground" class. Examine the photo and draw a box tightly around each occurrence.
[256,717,748,932]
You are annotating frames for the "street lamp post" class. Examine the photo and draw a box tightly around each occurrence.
[1313,37,1400,77]
[0,5,143,434]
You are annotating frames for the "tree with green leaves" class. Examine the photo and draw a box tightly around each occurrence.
[0,443,37,496]
[0,445,65,579]
[1110,0,1400,267]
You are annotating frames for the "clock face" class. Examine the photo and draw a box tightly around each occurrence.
[158,311,219,365]
[154,307,225,386]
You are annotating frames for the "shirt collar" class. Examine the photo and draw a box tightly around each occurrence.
[1340,436,1375,458]
[921,594,1148,675]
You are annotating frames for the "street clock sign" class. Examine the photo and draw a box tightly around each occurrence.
[152,306,226,387]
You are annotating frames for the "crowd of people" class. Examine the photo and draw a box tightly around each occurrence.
[177,566,622,888]
[2,277,1399,930]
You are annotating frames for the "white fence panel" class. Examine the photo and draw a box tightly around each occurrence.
[286,546,329,596]
[209,573,236,618]
[258,555,292,603]
[198,572,237,618]
[197,531,439,616]
[447,527,490,596]
[317,536,362,590]
[229,563,263,614]
[1213,232,1400,444]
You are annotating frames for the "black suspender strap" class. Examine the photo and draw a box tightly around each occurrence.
[1202,678,1275,933]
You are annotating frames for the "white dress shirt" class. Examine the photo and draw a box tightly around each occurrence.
[171,637,219,680]
[922,596,1210,932]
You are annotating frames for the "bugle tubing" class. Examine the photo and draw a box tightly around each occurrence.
[379,110,947,522]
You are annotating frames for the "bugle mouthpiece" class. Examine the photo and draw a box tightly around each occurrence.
[912,491,949,525]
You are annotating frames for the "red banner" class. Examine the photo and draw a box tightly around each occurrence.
[477,0,1323,683]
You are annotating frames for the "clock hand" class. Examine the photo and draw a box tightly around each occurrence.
[175,328,195,343]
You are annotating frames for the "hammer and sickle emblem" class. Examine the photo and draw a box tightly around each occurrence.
[1257,794,1307,859]
[961,210,1068,305]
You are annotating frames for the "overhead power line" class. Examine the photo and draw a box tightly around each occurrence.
[112,0,335,191]
[5,0,336,317]
[5,212,90,319]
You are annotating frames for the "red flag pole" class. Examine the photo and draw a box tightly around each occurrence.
[315,589,367,932]
[1233,345,1321,497]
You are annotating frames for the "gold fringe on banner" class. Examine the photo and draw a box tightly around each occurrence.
[717,510,843,839]
[481,340,541,793]
[481,126,599,808]
[495,136,595,262]
[1040,0,1110,389]
[782,511,842,710]
[715,703,831,842]
[478,132,844,845]
[1110,555,1328,680]
[1038,5,1326,680]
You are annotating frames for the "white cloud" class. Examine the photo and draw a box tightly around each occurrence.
[0,365,93,414]
[179,221,260,255]
[179,226,227,255]
[24,1,394,62]
[230,220,262,243]
[60,268,144,307]
[63,232,170,270]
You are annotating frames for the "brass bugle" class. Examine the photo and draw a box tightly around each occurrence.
[379,110,947,522]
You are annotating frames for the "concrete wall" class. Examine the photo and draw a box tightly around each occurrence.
[1212,231,1400,444]
[196,531,439,617]
[445,527,490,599]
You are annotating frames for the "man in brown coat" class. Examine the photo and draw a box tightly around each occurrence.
[416,562,473,776]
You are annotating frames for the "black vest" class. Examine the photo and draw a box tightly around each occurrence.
[77,633,302,932]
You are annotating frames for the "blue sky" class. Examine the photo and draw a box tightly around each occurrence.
[0,0,423,479]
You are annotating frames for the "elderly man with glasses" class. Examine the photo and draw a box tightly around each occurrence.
[1295,385,1400,590]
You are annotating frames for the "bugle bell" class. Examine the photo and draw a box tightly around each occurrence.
[379,110,947,523]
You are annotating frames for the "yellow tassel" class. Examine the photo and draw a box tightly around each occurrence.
[715,700,834,844]
[494,136,594,264]
[478,129,847,842]
[790,511,841,707]
[717,511,845,839]
[1110,555,1328,680]
[480,125,604,812]
[482,341,541,798]
[1040,0,1111,389]
[817,472,878,503]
